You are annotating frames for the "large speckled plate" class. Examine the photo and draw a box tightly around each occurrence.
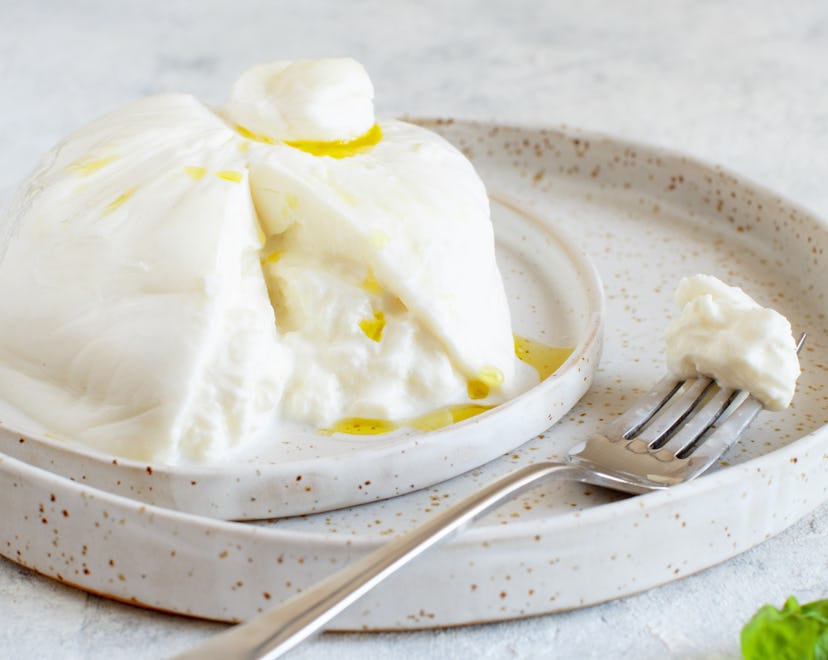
[1,121,827,629]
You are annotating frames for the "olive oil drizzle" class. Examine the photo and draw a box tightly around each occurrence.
[328,404,494,436]
[235,123,383,159]
[513,335,573,380]
[285,123,383,158]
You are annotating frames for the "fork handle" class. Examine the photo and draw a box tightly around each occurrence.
[175,462,584,660]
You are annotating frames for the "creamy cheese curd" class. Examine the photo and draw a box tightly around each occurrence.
[224,59,375,142]
[665,274,800,410]
[0,59,539,463]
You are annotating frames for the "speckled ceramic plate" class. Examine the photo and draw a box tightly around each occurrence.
[0,190,604,520]
[1,121,827,629]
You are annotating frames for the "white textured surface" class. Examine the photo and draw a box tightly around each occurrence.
[2,0,828,657]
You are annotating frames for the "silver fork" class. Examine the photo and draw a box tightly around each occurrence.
[178,334,805,660]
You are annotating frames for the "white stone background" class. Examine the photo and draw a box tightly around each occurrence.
[1,0,827,657]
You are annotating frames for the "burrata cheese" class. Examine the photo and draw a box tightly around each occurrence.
[0,59,536,463]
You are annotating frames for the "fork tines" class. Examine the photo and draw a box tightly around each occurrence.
[613,375,749,459]
[609,333,805,463]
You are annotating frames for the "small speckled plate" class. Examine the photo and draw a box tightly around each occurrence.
[0,183,604,519]
[1,120,827,629]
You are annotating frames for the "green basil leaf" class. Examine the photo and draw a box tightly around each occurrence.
[803,600,828,626]
[742,597,828,660]
[813,629,828,660]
